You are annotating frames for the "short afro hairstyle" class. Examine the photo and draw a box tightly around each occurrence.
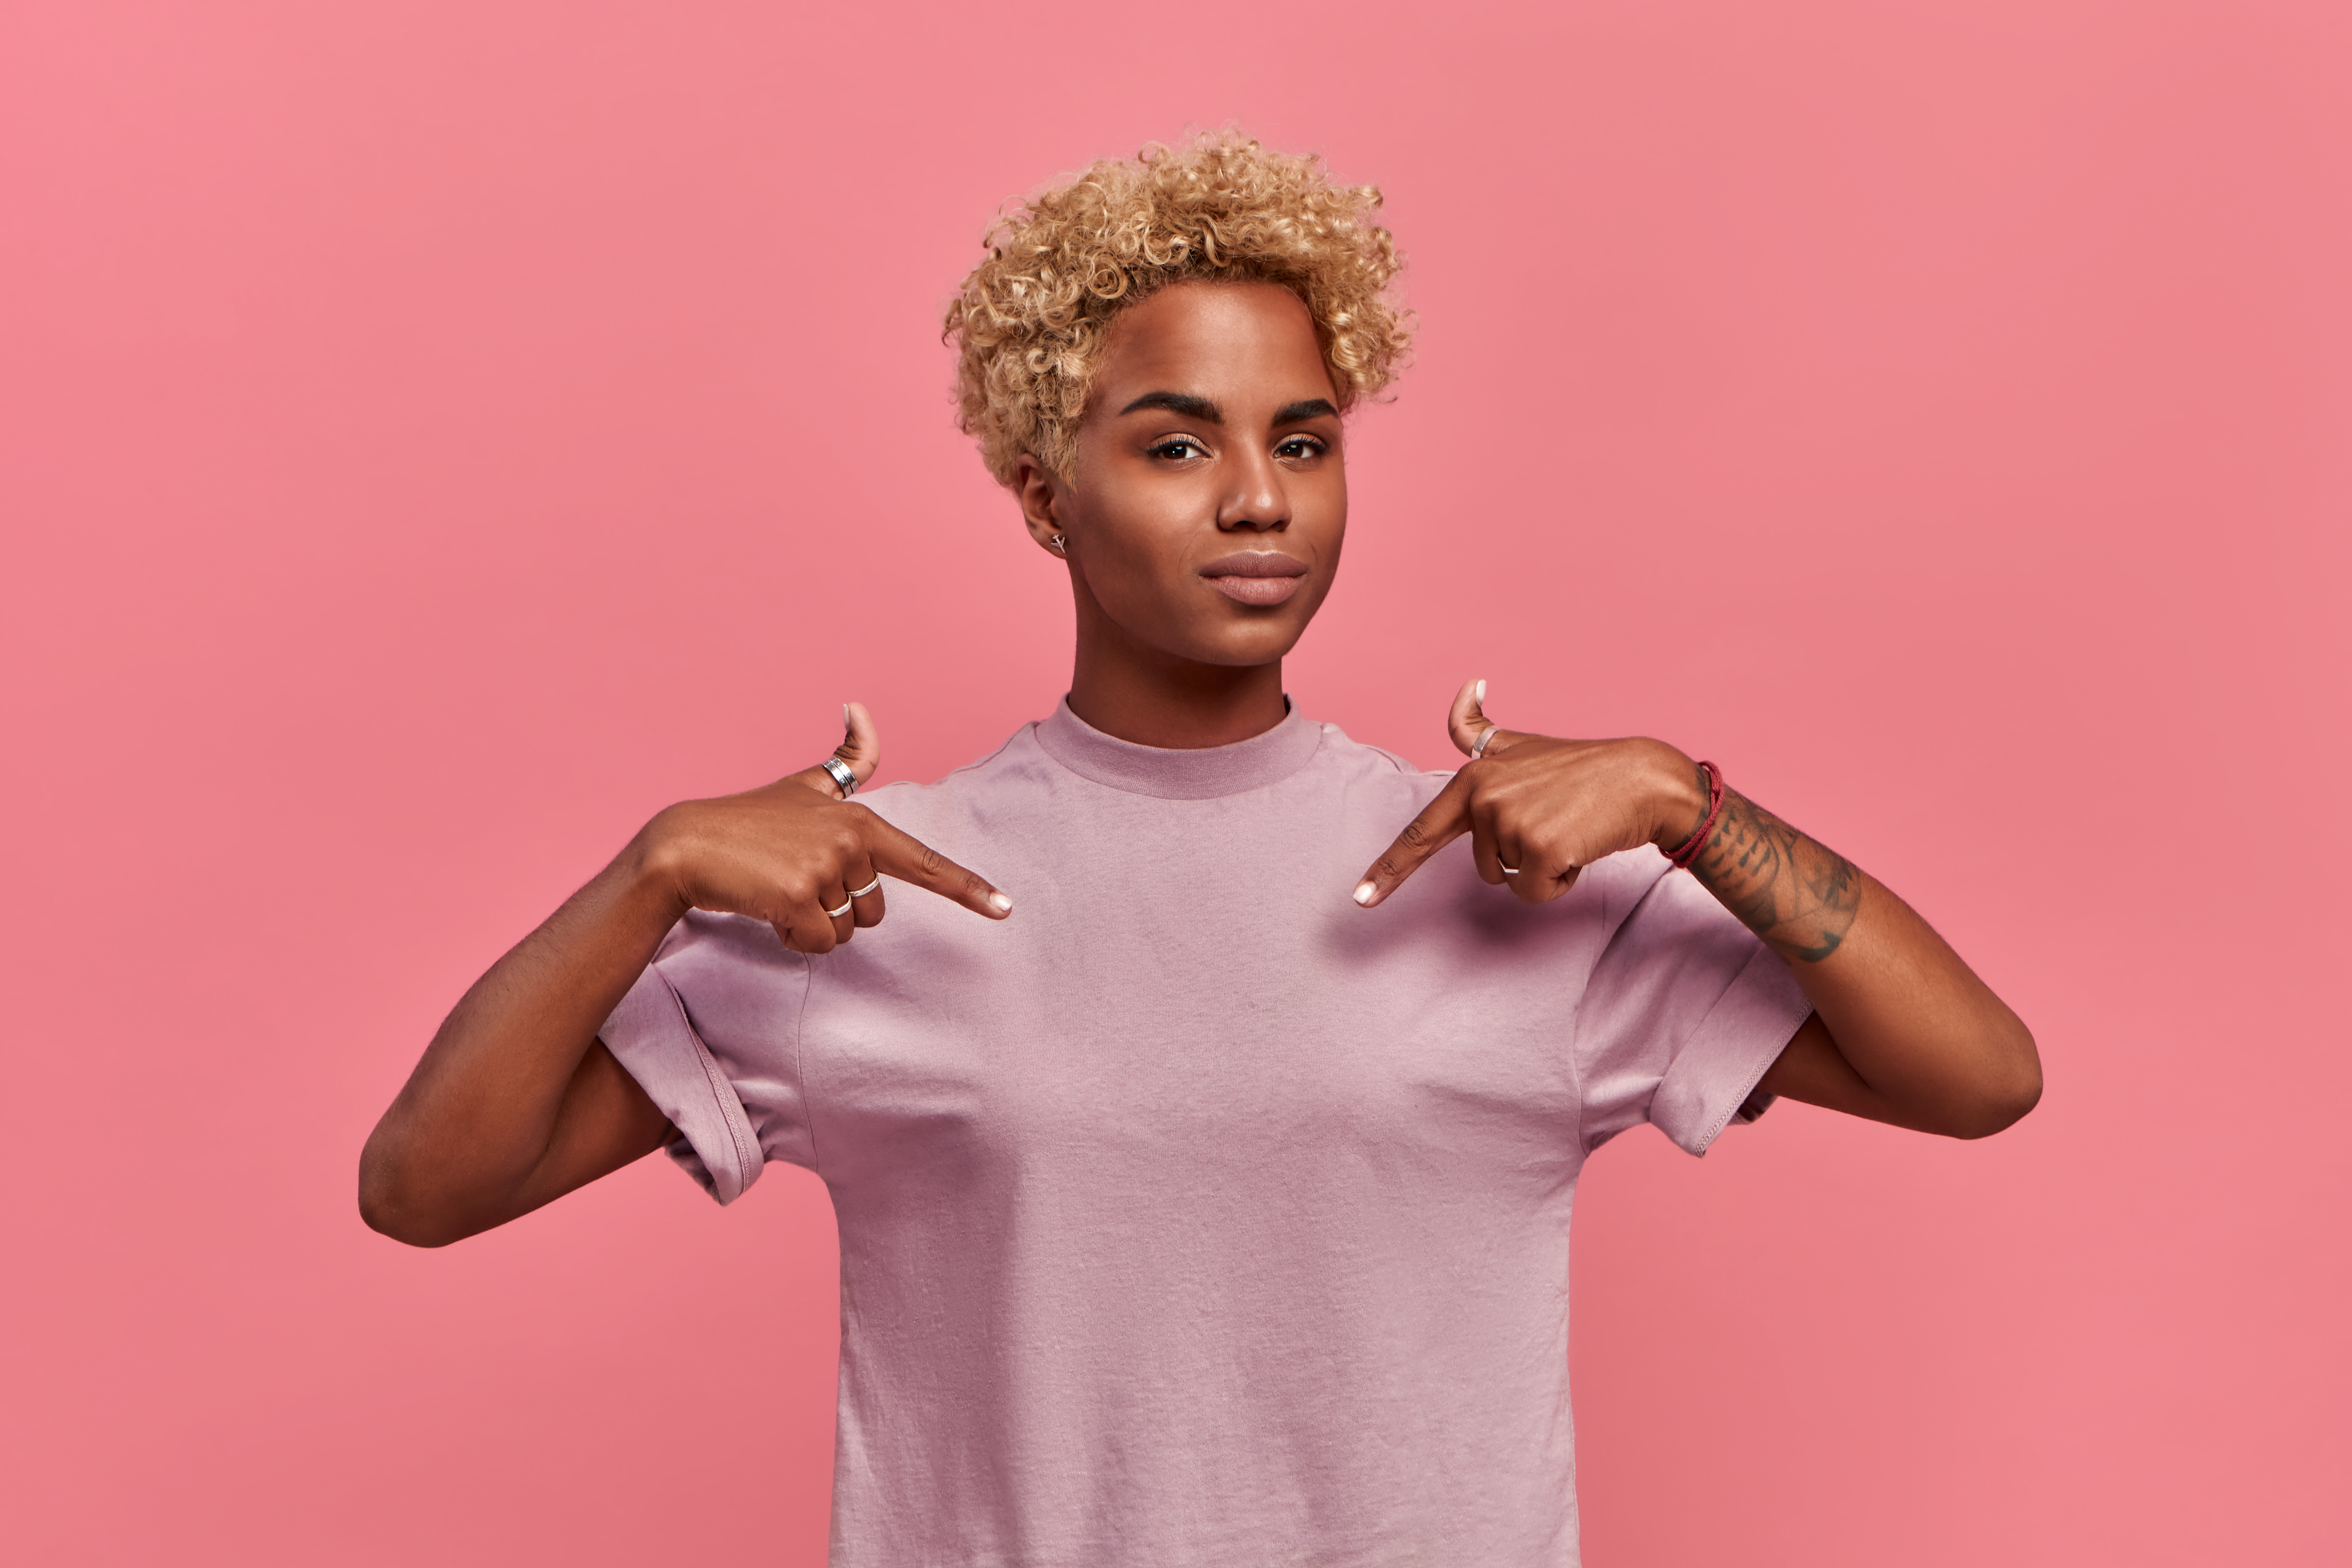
[946,130,1411,485]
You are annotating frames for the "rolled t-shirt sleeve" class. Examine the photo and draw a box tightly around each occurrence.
[598,910,819,1204]
[1572,854,1815,1157]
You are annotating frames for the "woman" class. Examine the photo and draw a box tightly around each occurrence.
[361,133,2039,1565]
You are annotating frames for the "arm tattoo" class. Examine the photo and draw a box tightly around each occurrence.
[1681,768,1861,963]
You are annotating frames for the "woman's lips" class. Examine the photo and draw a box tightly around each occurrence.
[1209,575,1305,606]
[1200,552,1309,607]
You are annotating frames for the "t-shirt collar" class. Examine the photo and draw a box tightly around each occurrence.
[1034,696,1323,800]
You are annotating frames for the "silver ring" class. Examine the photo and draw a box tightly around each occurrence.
[823,896,854,919]
[1471,723,1500,760]
[820,757,857,798]
[848,875,882,899]
[1500,865,1520,876]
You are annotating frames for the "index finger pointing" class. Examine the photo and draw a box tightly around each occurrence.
[856,808,1013,920]
[1354,771,1474,908]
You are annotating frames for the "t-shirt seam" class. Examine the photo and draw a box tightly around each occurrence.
[851,730,1031,814]
[927,726,1030,786]
[795,950,821,1178]
[669,971,761,1194]
[1356,741,1423,777]
[1686,945,1807,1154]
[1569,878,1604,1153]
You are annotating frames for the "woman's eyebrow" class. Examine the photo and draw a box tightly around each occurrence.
[1273,398,1339,424]
[1119,391,1223,421]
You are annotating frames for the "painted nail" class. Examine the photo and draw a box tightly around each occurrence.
[989,892,1013,913]
[1475,679,1486,705]
[1353,881,1377,906]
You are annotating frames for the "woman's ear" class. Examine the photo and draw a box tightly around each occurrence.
[1012,453,1070,555]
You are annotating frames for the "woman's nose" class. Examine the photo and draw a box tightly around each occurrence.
[1217,450,1290,531]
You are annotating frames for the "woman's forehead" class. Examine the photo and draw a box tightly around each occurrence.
[1094,282,1334,407]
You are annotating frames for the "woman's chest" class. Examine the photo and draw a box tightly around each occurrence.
[799,860,1608,1191]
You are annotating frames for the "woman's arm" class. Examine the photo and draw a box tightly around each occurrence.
[359,710,1013,1247]
[1681,785,2038,1136]
[358,842,691,1248]
[1351,682,2039,1139]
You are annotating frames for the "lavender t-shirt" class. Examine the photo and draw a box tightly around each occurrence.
[601,700,1810,1568]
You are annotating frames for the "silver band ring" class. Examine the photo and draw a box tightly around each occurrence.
[848,875,882,899]
[821,757,857,798]
[1471,723,1500,760]
[1500,865,1521,876]
[823,895,854,919]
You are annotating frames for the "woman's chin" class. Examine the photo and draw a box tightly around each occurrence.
[1186,619,1313,669]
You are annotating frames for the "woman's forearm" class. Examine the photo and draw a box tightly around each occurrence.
[1681,787,1862,963]
[359,831,684,1244]
[1680,781,2041,1137]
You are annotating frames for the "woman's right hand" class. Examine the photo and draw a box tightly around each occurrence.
[640,701,1013,953]
[363,701,1006,1244]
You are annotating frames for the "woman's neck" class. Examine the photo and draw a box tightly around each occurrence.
[1066,635,1288,750]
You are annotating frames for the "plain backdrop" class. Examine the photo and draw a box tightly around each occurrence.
[4,2,2347,1563]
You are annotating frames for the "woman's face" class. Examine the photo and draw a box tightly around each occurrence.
[1018,280,1347,671]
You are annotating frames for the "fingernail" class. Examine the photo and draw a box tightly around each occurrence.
[989,892,1013,913]
[1353,881,1377,906]
[842,703,851,725]
[1475,679,1486,705]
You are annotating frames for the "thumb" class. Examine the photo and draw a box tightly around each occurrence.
[1447,677,1512,759]
[787,701,883,798]
[833,701,880,785]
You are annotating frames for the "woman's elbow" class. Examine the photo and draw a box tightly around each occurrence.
[358,1132,465,1248]
[1946,1022,2043,1139]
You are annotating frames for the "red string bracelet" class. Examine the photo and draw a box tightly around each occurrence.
[1664,760,1725,870]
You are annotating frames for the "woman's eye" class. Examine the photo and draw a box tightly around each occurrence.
[1277,437,1327,460]
[1150,438,1207,461]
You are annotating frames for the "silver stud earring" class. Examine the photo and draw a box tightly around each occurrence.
[1049,533,1068,555]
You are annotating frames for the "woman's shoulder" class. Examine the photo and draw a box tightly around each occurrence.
[845,722,1053,835]
[1302,719,1453,805]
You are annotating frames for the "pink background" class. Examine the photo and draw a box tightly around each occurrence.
[4,2,2347,1562]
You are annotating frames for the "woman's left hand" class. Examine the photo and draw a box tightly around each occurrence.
[1352,680,2044,1140]
[1352,679,1707,909]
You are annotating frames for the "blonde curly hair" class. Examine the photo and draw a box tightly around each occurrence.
[946,131,1411,485]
